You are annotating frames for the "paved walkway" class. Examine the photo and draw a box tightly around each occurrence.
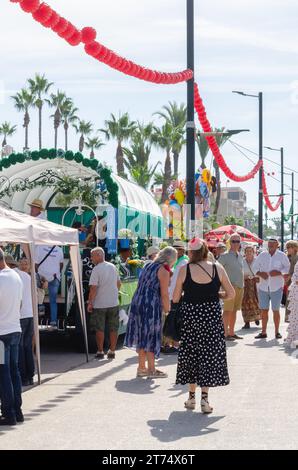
[1,315,298,450]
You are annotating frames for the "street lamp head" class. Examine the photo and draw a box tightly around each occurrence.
[232,91,245,96]
[264,146,280,152]
[226,129,250,136]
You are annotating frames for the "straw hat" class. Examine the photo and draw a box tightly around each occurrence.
[28,199,45,211]
[173,240,186,250]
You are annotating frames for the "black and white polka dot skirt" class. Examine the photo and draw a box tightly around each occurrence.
[176,300,230,388]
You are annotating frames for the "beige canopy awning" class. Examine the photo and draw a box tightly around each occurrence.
[0,206,89,383]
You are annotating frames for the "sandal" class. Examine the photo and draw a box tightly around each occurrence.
[184,398,196,410]
[136,368,149,377]
[147,369,168,379]
[201,398,213,414]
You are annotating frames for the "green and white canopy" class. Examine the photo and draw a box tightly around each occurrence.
[0,155,164,238]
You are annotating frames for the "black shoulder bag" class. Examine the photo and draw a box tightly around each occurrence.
[163,302,182,342]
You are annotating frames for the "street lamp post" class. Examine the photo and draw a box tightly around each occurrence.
[232,91,263,241]
[186,0,195,228]
[264,146,285,250]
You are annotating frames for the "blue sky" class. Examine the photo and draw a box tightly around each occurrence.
[1,0,297,216]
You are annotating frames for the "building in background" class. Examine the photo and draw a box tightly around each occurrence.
[216,186,247,223]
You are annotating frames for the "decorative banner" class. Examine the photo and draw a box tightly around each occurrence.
[9,0,281,206]
[194,83,262,182]
[10,0,193,84]
[262,171,283,212]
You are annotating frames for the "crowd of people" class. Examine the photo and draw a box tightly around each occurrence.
[1,212,298,425]
[121,235,298,414]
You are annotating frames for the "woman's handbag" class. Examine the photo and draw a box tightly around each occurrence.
[163,303,182,342]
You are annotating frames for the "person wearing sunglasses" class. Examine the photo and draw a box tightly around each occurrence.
[219,233,244,341]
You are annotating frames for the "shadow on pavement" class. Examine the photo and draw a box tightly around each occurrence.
[245,339,283,349]
[147,411,225,443]
[115,378,160,395]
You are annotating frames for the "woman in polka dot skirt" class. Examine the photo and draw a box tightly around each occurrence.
[173,238,235,414]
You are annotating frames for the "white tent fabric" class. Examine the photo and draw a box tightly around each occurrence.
[0,206,89,384]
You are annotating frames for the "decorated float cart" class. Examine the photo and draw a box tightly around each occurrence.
[0,149,164,350]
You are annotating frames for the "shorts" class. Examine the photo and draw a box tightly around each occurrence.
[258,288,283,311]
[223,286,244,312]
[90,306,119,333]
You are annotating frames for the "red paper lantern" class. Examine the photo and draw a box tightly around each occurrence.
[85,41,101,57]
[32,3,52,23]
[81,27,97,44]
[20,0,40,13]
[67,31,82,46]
[52,17,68,34]
[45,10,59,28]
[60,23,76,40]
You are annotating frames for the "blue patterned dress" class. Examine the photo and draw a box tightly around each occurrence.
[125,262,162,357]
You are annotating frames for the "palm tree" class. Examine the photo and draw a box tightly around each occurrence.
[85,136,105,159]
[100,112,136,177]
[123,123,160,188]
[154,101,187,176]
[46,91,70,150]
[152,122,179,203]
[0,121,17,148]
[61,102,79,151]
[28,73,53,150]
[196,132,209,169]
[11,88,35,150]
[73,120,93,152]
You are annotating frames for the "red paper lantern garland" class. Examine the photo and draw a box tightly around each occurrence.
[262,171,283,212]
[193,83,262,183]
[9,0,281,209]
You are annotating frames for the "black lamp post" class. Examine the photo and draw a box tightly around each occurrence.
[186,0,195,232]
[232,91,263,241]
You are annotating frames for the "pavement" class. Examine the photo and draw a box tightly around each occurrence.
[1,312,298,450]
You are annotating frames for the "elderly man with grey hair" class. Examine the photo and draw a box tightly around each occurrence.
[87,247,121,360]
[0,249,24,426]
[219,233,244,341]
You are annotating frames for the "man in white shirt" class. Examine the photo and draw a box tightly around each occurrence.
[6,256,35,386]
[87,248,121,360]
[35,246,64,328]
[0,249,24,426]
[253,238,290,339]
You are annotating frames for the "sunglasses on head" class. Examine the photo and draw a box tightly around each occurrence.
[231,240,241,244]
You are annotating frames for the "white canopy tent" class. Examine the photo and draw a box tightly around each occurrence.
[0,206,89,384]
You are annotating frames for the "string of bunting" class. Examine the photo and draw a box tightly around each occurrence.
[9,0,280,212]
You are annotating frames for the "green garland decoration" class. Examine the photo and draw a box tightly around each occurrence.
[0,149,119,208]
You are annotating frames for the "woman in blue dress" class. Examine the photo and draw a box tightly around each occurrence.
[125,247,177,378]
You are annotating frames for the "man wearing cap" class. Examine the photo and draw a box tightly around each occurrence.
[215,242,227,260]
[219,233,244,341]
[253,237,290,339]
[28,199,46,220]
